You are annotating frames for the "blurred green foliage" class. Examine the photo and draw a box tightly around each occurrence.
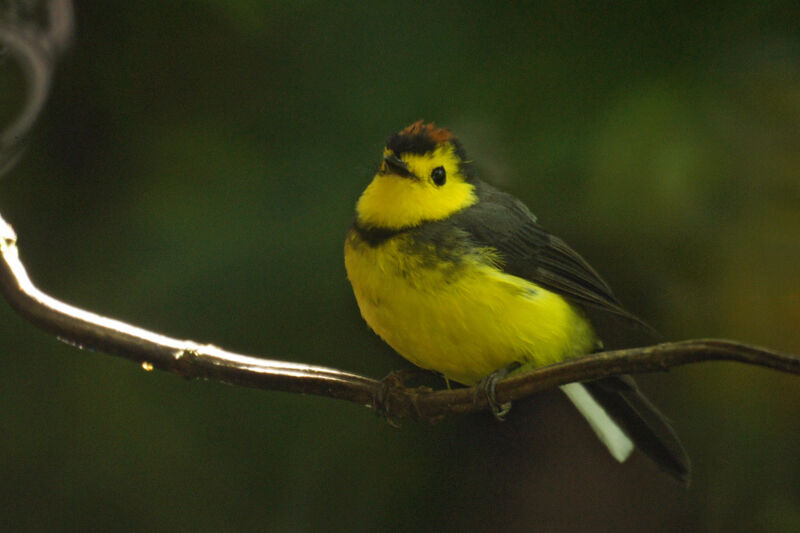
[1,1,799,531]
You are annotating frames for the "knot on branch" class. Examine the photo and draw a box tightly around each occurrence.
[372,370,443,425]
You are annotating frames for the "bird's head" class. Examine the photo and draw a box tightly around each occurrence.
[355,121,478,230]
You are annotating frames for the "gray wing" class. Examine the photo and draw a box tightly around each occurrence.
[450,181,657,346]
[452,183,688,481]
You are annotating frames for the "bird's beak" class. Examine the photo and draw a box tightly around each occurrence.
[382,154,416,179]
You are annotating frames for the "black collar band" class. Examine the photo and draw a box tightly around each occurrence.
[352,220,410,246]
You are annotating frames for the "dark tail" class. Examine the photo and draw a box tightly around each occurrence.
[583,375,691,485]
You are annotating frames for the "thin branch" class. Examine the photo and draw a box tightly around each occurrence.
[388,339,800,421]
[0,212,379,407]
[0,0,73,176]
[1,0,799,422]
[2,210,800,422]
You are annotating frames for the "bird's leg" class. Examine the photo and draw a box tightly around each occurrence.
[474,362,521,421]
[443,375,453,390]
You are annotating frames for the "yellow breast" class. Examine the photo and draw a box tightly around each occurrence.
[344,228,597,385]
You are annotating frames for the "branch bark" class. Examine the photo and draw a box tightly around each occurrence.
[2,211,800,422]
[1,0,799,423]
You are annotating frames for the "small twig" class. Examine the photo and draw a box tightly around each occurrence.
[0,0,73,176]
[2,211,800,422]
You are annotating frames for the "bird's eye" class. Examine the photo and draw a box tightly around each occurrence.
[431,166,446,186]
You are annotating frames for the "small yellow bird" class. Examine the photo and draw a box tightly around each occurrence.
[345,121,689,482]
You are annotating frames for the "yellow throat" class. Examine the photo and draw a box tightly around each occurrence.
[355,143,477,230]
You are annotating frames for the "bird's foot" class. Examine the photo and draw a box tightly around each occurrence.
[474,362,521,421]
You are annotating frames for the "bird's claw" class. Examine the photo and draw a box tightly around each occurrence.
[474,363,520,420]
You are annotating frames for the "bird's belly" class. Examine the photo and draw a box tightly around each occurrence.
[344,233,596,385]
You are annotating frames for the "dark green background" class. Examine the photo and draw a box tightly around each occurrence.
[1,2,799,531]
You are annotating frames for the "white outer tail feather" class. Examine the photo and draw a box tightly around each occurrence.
[560,382,634,463]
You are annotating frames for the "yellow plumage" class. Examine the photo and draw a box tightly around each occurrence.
[343,121,690,483]
[345,230,595,385]
[344,124,596,385]
[355,145,477,230]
